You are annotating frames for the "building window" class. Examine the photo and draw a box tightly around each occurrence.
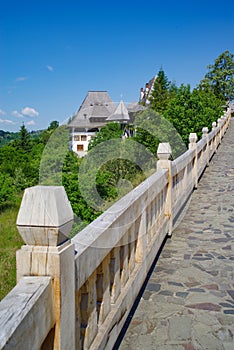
[81,135,87,141]
[74,135,80,141]
[77,144,84,151]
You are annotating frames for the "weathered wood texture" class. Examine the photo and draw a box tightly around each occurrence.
[0,277,55,350]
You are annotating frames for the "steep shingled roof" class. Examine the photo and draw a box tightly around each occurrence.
[106,100,130,122]
[69,91,116,129]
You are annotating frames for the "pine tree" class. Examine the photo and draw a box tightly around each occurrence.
[18,123,30,151]
[149,68,171,113]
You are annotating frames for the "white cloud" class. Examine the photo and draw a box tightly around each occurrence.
[0,109,6,115]
[16,76,28,82]
[12,110,24,118]
[0,118,17,125]
[21,107,39,117]
[46,65,54,71]
[25,120,36,126]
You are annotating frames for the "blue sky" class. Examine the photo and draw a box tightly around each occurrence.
[1,0,234,132]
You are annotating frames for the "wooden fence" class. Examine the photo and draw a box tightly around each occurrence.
[0,108,231,350]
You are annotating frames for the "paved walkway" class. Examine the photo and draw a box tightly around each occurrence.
[118,119,234,350]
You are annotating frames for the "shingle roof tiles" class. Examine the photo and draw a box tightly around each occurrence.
[69,91,116,128]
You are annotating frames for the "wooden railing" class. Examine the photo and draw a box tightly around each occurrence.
[0,108,231,350]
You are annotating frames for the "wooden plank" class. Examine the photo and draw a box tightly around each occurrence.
[0,276,55,350]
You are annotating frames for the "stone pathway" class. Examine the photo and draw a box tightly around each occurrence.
[118,119,234,350]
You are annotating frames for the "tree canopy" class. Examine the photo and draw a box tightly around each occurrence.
[163,85,223,145]
[149,68,176,113]
[199,50,234,101]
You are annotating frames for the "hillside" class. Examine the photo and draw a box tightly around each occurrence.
[0,129,44,147]
[0,130,20,147]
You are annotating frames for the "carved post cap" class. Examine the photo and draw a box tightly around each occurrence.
[202,127,208,138]
[157,143,172,160]
[212,122,217,130]
[17,186,74,246]
[189,133,197,143]
[217,118,222,126]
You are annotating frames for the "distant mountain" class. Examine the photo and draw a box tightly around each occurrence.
[0,129,44,147]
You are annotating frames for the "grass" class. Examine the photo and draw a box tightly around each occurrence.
[0,201,23,301]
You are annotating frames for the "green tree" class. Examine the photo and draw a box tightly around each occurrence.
[39,125,70,185]
[62,151,101,233]
[17,123,30,151]
[48,120,59,131]
[134,108,187,159]
[149,68,172,113]
[164,84,223,145]
[199,50,234,101]
[41,120,60,144]
[88,122,123,150]
[0,173,16,210]
[0,121,59,211]
[0,131,45,197]
[83,122,152,211]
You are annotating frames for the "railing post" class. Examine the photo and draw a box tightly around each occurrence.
[16,186,75,350]
[217,118,222,145]
[110,247,121,303]
[223,115,228,134]
[80,272,98,349]
[211,122,217,155]
[157,143,173,236]
[135,210,147,262]
[96,254,111,326]
[202,127,209,166]
[189,133,198,188]
[221,116,225,138]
